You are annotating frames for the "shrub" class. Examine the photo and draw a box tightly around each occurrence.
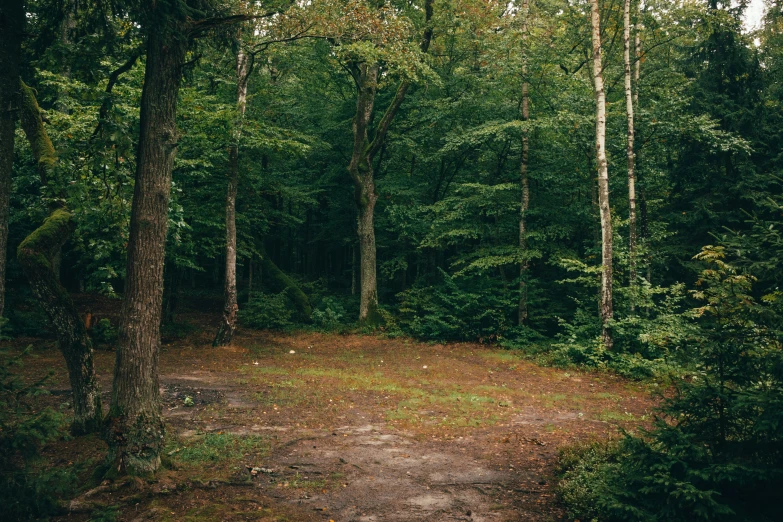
[91,318,117,346]
[0,346,71,519]
[556,248,783,521]
[397,269,514,342]
[239,292,294,330]
[311,297,347,331]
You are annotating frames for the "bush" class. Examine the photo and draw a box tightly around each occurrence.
[556,248,783,522]
[311,297,347,331]
[397,269,514,342]
[0,346,71,519]
[91,318,117,346]
[239,292,294,330]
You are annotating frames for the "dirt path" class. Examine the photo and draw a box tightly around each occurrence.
[20,328,655,521]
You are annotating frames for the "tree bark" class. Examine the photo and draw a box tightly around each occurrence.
[349,62,382,325]
[518,0,531,326]
[214,46,250,346]
[0,0,23,319]
[17,80,102,434]
[259,245,312,319]
[106,13,188,475]
[590,0,614,349]
[348,0,434,326]
[624,0,637,300]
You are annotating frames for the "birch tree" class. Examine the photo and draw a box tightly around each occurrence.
[624,0,637,295]
[590,0,613,348]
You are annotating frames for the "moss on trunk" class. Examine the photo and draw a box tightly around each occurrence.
[259,246,312,320]
[16,79,102,435]
[17,210,102,434]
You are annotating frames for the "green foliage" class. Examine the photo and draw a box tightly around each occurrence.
[91,318,117,346]
[557,248,783,521]
[398,269,514,342]
[239,292,294,330]
[0,346,71,520]
[311,296,348,331]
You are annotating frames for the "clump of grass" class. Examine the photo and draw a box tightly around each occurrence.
[169,433,270,467]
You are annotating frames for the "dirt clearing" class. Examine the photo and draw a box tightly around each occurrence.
[13,328,655,521]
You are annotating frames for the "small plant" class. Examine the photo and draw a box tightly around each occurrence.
[311,297,347,331]
[183,396,194,407]
[91,318,117,346]
[0,346,71,519]
[240,292,294,330]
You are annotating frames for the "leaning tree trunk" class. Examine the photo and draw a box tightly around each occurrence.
[106,17,188,476]
[518,0,531,326]
[590,0,614,349]
[623,0,637,302]
[17,80,102,434]
[259,245,312,319]
[0,0,23,319]
[214,46,250,346]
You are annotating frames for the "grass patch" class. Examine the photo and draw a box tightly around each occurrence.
[168,433,270,467]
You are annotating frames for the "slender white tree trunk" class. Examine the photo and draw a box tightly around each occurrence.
[518,0,530,325]
[591,0,613,349]
[624,0,637,302]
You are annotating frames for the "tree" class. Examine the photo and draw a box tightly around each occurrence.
[518,0,531,325]
[17,80,102,434]
[106,0,268,475]
[590,0,613,348]
[0,0,24,319]
[623,0,637,294]
[345,0,434,325]
[214,39,251,347]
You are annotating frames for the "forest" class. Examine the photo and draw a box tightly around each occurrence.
[1,0,782,520]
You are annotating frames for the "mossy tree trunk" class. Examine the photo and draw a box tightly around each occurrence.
[0,0,23,319]
[259,245,312,319]
[215,44,250,347]
[17,211,102,434]
[106,12,189,476]
[17,80,102,434]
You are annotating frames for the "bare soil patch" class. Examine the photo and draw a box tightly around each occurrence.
[9,324,656,521]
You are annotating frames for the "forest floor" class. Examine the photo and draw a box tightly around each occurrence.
[10,310,657,522]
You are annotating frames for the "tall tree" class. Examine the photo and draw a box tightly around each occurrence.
[106,0,274,475]
[347,0,433,325]
[590,0,613,348]
[624,0,637,294]
[0,0,24,319]
[214,40,251,347]
[518,0,531,325]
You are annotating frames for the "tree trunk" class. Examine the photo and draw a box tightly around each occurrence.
[214,47,250,347]
[590,0,614,349]
[0,0,23,319]
[624,0,637,302]
[18,211,102,434]
[17,80,102,434]
[518,0,531,326]
[347,0,433,325]
[259,245,312,319]
[106,15,188,476]
[349,62,383,326]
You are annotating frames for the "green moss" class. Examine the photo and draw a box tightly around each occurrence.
[18,80,56,176]
[259,247,312,319]
[17,209,73,267]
